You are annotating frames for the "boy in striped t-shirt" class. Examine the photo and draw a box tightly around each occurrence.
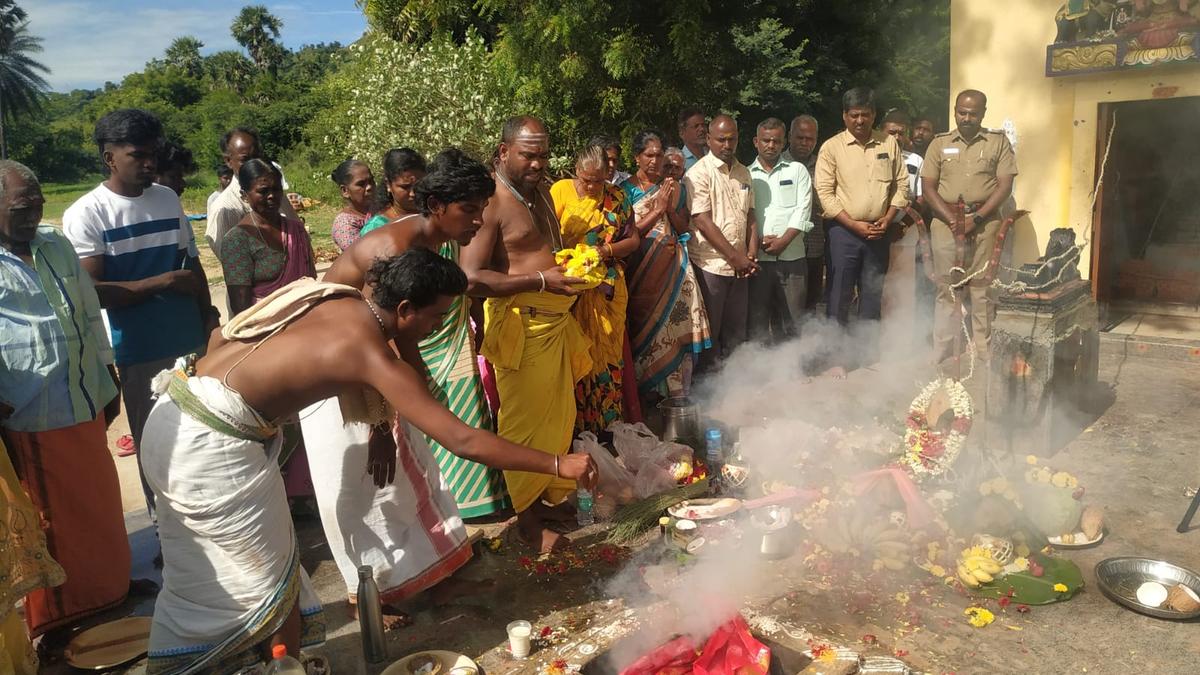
[63,109,219,519]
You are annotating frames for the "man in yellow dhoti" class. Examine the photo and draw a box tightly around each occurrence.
[462,116,592,553]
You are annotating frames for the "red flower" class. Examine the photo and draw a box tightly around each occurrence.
[540,626,553,638]
[895,649,909,658]
[1016,604,1031,614]
[535,562,549,575]
[862,634,878,645]
[519,556,533,569]
[998,596,1011,608]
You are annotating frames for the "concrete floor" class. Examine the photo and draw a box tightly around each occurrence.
[47,288,1200,675]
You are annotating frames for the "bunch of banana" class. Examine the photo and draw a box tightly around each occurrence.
[956,545,1003,587]
[822,510,912,571]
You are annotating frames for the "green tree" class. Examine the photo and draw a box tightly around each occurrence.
[307,31,512,170]
[0,0,50,158]
[355,0,950,153]
[231,5,285,73]
[164,36,206,78]
[204,50,255,94]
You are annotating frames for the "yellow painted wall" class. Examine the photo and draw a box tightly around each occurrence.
[950,0,1200,278]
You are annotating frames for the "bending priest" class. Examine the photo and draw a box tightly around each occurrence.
[138,250,598,674]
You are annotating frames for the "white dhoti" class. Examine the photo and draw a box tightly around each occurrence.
[299,398,472,603]
[141,373,325,674]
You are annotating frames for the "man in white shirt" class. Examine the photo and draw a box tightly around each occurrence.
[205,127,298,259]
[747,118,813,343]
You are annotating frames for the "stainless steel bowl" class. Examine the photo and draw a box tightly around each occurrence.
[1095,556,1200,620]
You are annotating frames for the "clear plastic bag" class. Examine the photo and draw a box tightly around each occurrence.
[633,441,695,499]
[573,431,638,505]
[609,421,660,474]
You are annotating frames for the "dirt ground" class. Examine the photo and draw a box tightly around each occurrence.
[41,332,1200,675]
[293,337,1200,675]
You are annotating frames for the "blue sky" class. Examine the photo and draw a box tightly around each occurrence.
[26,1,368,92]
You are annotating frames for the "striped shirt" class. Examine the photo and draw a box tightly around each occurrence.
[1,226,118,431]
[62,183,204,366]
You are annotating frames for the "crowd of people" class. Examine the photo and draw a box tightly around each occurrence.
[0,85,1017,672]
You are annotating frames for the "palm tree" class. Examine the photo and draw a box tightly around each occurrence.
[230,5,284,73]
[0,1,49,159]
[164,36,205,78]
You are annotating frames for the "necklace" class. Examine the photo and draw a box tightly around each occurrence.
[248,211,282,249]
[496,168,564,252]
[364,299,390,338]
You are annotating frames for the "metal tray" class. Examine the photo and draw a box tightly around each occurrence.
[1095,556,1200,620]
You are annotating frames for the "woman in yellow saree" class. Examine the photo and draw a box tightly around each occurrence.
[549,143,641,433]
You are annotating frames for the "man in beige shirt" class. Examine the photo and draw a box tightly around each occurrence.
[685,114,758,371]
[920,89,1017,364]
[814,87,910,376]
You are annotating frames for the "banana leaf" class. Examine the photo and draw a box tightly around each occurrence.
[969,554,1084,605]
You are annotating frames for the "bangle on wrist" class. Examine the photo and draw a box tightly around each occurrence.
[536,270,547,292]
[554,455,560,478]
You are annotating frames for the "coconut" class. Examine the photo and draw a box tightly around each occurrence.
[1166,584,1200,612]
[1079,505,1104,540]
[1135,580,1169,607]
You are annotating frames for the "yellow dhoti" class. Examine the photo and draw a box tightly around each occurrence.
[482,291,592,512]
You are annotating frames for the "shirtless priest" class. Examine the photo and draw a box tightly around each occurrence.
[137,249,597,674]
[460,116,590,554]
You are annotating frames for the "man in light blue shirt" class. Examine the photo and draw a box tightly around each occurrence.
[747,118,813,343]
[0,160,133,638]
[678,107,709,171]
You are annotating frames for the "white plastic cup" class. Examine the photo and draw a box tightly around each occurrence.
[507,620,532,658]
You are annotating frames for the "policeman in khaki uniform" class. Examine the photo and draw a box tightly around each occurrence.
[920,89,1017,363]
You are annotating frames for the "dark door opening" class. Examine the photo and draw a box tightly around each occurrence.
[1093,96,1200,310]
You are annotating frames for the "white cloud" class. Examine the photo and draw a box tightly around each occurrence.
[25,1,366,92]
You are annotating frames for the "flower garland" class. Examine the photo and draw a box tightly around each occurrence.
[899,378,972,481]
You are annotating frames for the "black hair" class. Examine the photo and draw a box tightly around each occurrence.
[93,109,163,157]
[842,87,876,112]
[881,109,912,127]
[381,148,426,182]
[913,113,935,126]
[237,158,281,192]
[331,158,370,186]
[632,130,665,157]
[366,248,468,311]
[500,115,546,144]
[216,164,234,179]
[413,148,495,216]
[589,134,620,151]
[220,127,260,155]
[957,89,988,108]
[756,117,786,134]
[157,142,196,174]
[676,106,705,130]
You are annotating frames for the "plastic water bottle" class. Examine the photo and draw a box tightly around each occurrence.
[264,645,305,675]
[705,428,724,494]
[576,488,595,527]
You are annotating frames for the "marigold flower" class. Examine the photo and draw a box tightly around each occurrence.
[964,606,995,628]
[1053,583,1069,593]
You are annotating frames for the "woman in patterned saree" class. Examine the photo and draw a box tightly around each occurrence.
[550,144,641,434]
[620,132,711,401]
[220,158,318,498]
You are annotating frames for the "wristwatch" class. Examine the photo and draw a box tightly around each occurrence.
[972,213,985,228]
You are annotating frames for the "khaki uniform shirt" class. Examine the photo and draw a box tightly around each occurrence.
[814,130,909,222]
[920,129,1018,206]
[684,152,754,277]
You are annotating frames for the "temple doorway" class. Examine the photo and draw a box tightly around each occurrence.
[1093,96,1200,316]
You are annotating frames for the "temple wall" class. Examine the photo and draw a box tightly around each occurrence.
[949,0,1200,279]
